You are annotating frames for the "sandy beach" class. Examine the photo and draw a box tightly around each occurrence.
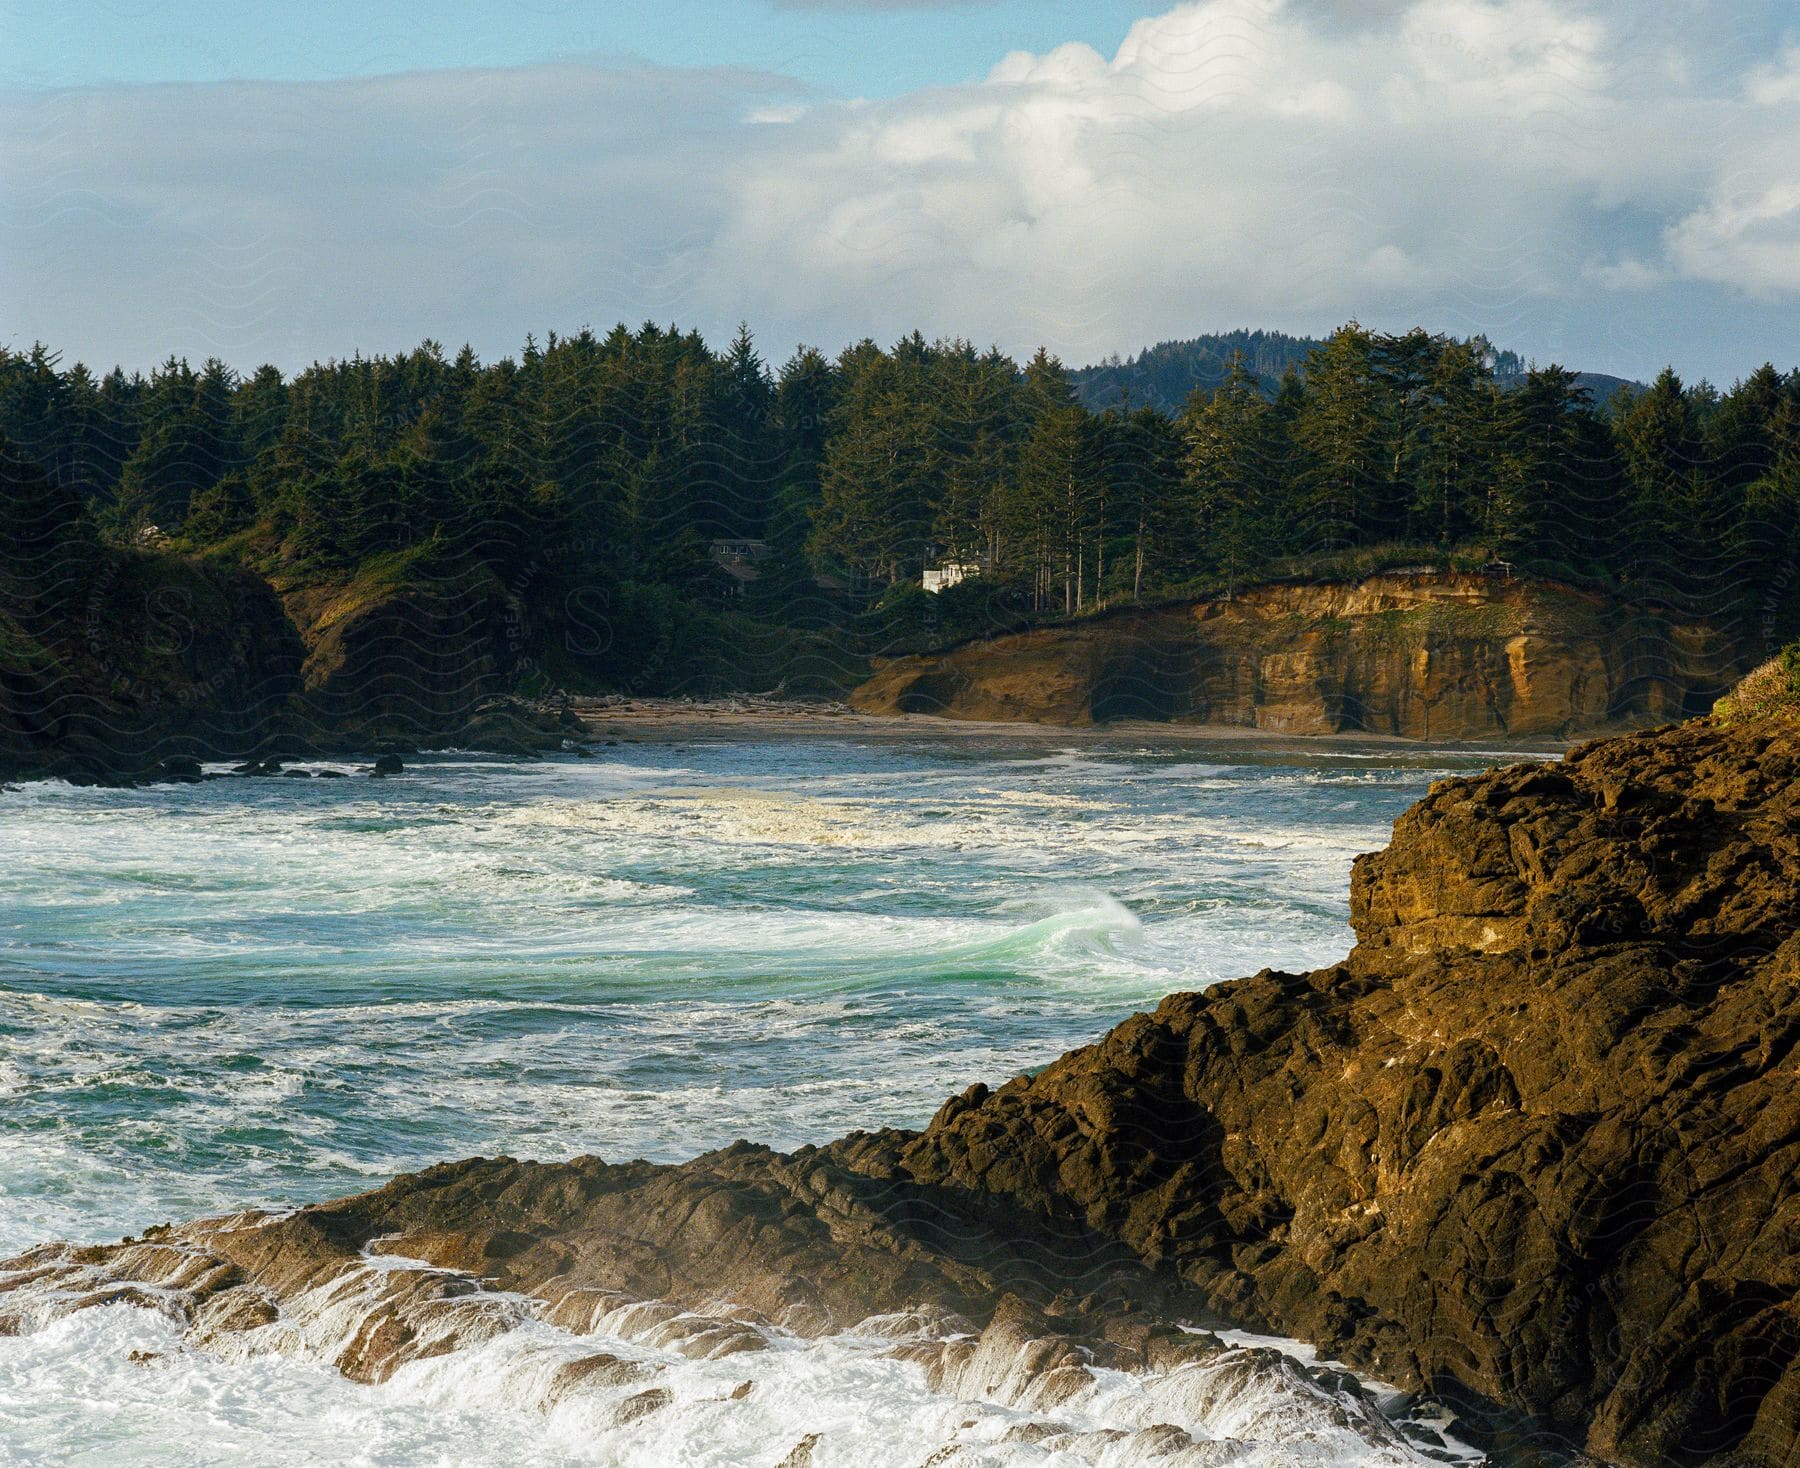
[569,694,1581,758]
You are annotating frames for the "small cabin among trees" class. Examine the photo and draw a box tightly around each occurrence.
[711,538,770,594]
[923,561,982,594]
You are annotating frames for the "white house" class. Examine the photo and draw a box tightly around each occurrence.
[923,561,982,594]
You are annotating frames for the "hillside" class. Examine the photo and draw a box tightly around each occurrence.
[1072,331,1642,413]
[1071,330,1325,410]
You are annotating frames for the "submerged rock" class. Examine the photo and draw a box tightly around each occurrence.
[5,718,1798,1465]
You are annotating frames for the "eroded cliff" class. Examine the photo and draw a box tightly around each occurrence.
[853,572,1742,738]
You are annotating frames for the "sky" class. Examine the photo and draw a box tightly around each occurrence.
[2,0,1797,385]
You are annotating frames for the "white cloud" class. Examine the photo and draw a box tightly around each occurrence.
[692,0,1798,367]
[1664,45,1800,297]
[1,0,1795,381]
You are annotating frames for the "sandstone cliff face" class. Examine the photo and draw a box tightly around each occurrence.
[8,721,1799,1464]
[0,548,560,778]
[853,573,1742,738]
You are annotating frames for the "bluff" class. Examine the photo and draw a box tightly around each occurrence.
[7,719,1799,1464]
[0,544,569,780]
[853,572,1741,738]
[0,548,307,780]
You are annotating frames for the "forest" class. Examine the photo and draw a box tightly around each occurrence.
[3,320,1798,693]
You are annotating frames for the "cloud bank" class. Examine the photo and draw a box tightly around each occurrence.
[2,0,1796,381]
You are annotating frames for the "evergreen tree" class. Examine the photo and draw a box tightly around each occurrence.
[1182,354,1275,591]
[1490,366,1600,569]
[1612,368,1709,602]
[1292,324,1387,550]
[1371,328,1439,534]
[1100,403,1183,601]
[1411,339,1499,546]
[0,432,100,623]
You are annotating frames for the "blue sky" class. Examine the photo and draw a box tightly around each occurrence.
[1,1,1146,99]
[2,0,1796,383]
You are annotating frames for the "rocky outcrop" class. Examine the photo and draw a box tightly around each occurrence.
[275,558,522,744]
[8,719,1800,1464]
[0,550,306,780]
[875,719,1800,1464]
[0,547,573,780]
[853,572,1743,738]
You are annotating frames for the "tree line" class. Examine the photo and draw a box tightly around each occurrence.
[3,321,1798,652]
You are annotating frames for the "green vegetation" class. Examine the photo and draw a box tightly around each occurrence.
[1714,644,1800,724]
[2,320,1797,706]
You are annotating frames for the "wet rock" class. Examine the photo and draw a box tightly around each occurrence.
[188,1285,279,1345]
[544,1352,651,1404]
[776,1432,821,1468]
[874,720,1800,1466]
[609,1387,672,1426]
[372,754,404,776]
[157,756,204,783]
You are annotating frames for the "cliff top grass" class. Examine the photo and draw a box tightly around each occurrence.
[1712,644,1800,724]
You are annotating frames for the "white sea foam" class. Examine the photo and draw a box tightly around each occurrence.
[0,1249,1469,1467]
[0,736,1496,1462]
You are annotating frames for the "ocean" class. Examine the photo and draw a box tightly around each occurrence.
[0,735,1520,1465]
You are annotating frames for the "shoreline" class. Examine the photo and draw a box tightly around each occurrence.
[2,695,1624,789]
[572,694,1586,758]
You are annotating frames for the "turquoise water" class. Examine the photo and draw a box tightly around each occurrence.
[0,736,1513,1466]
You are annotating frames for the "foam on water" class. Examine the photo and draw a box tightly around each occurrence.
[0,735,1505,1463]
[0,1244,1473,1468]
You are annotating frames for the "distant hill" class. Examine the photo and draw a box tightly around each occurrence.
[1528,370,1643,408]
[1072,330,1643,414]
[1071,331,1324,413]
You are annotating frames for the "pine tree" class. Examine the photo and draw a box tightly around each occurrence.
[1491,366,1598,569]
[1371,328,1439,535]
[1292,324,1387,551]
[1412,338,1500,546]
[1612,368,1705,601]
[1182,354,1276,591]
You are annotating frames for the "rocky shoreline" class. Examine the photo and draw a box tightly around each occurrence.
[6,717,1797,1464]
[0,694,585,787]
